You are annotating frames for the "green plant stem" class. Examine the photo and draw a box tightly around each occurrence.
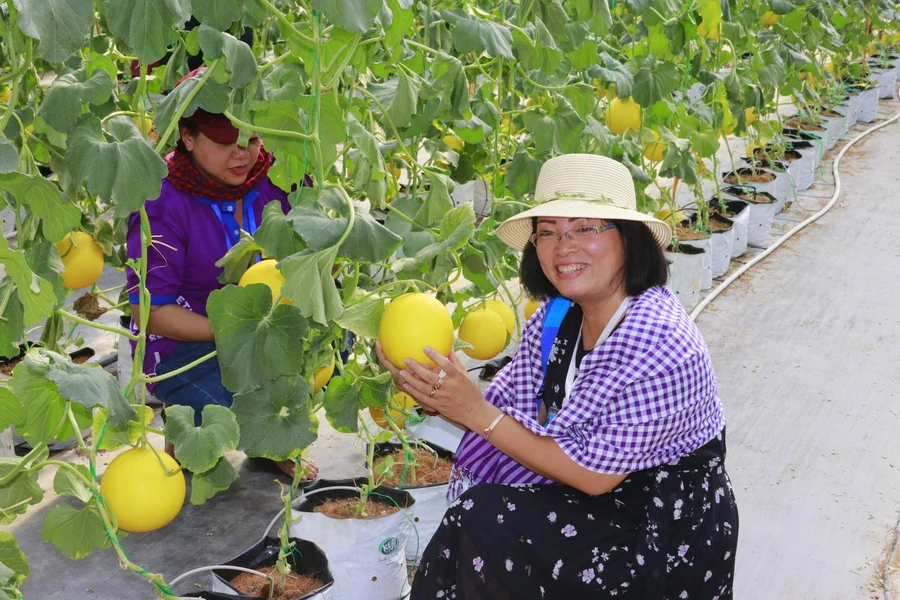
[258,0,316,47]
[153,59,221,154]
[100,110,140,123]
[0,283,15,320]
[259,51,293,72]
[56,309,139,341]
[144,350,217,384]
[405,39,440,56]
[351,278,438,304]
[222,111,316,141]
[357,88,434,176]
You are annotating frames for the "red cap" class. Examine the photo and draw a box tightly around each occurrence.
[173,68,241,145]
[180,108,241,144]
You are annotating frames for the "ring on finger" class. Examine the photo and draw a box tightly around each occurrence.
[429,385,438,398]
[434,374,444,391]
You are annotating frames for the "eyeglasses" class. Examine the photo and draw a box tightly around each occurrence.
[530,223,616,248]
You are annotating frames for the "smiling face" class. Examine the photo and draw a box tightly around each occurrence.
[180,127,261,187]
[534,217,627,310]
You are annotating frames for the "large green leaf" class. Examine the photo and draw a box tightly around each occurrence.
[0,458,44,525]
[0,282,24,360]
[312,0,381,32]
[207,285,309,392]
[414,171,453,226]
[153,76,232,143]
[369,66,420,129]
[334,291,384,339]
[43,351,135,426]
[321,374,360,432]
[298,94,346,176]
[253,201,307,261]
[8,360,86,445]
[0,388,24,432]
[0,173,81,243]
[25,241,66,305]
[392,203,475,272]
[198,25,258,88]
[0,533,29,582]
[193,0,245,30]
[164,405,240,474]
[632,57,680,107]
[41,503,111,559]
[280,247,343,326]
[190,456,238,505]
[346,114,388,206]
[65,116,167,217]
[0,238,57,327]
[53,464,93,503]
[383,0,414,47]
[37,68,113,133]
[587,54,634,99]
[521,97,584,154]
[16,0,93,63]
[232,376,317,460]
[447,12,514,59]
[0,137,18,174]
[576,0,612,35]
[105,0,188,64]
[505,149,544,197]
[428,53,470,120]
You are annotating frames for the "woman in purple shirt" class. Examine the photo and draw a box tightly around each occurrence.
[125,107,316,481]
[379,155,738,598]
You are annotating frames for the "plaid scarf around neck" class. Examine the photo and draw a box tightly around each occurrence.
[164,146,274,202]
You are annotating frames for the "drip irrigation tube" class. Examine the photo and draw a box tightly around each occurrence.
[689,89,900,322]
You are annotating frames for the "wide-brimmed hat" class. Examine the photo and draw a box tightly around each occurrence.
[495,154,671,251]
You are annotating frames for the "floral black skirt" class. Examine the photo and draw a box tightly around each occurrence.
[411,432,738,599]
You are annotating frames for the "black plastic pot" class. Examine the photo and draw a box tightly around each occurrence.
[212,536,334,600]
[370,441,454,490]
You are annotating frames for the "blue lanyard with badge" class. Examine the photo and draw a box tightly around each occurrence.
[194,189,261,260]
[539,296,630,426]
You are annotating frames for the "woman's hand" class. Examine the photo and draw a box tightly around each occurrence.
[394,347,492,431]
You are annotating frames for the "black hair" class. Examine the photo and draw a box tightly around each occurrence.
[174,121,199,154]
[518,218,668,299]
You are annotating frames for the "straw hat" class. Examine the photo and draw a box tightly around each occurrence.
[495,154,671,251]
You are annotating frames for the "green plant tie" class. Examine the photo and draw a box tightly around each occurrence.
[398,445,416,488]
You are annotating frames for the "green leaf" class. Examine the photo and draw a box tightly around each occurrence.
[414,171,454,226]
[193,0,245,30]
[287,206,345,250]
[232,376,317,460]
[588,55,634,98]
[189,457,238,505]
[521,97,584,154]
[65,115,167,217]
[298,94,345,176]
[0,532,29,582]
[53,464,93,503]
[429,53,470,119]
[91,406,154,451]
[312,0,381,32]
[0,458,44,525]
[41,503,111,559]
[0,283,24,360]
[563,82,599,120]
[105,0,188,64]
[25,242,65,305]
[198,25,258,88]
[340,210,402,263]
[0,388,24,432]
[0,137,18,174]
[280,247,343,326]
[43,353,135,427]
[770,0,794,15]
[0,173,81,243]
[505,149,544,197]
[346,114,388,206]
[214,232,264,285]
[254,201,307,261]
[369,66,421,129]
[164,405,240,473]
[632,57,680,108]
[358,371,393,408]
[207,286,309,392]
[577,0,612,35]
[392,203,475,272]
[37,68,113,133]
[335,292,384,339]
[0,239,57,327]
[321,374,360,432]
[153,76,232,143]
[449,13,514,59]
[383,0,414,47]
[16,0,93,63]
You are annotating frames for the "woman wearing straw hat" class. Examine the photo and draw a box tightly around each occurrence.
[377,154,738,598]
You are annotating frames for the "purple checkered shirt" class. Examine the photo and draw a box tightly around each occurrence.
[447,286,726,500]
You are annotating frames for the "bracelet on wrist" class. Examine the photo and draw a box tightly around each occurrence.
[482,412,507,442]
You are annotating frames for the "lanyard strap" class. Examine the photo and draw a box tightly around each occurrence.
[194,189,260,252]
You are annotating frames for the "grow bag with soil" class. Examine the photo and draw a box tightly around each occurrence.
[290,478,415,600]
[211,536,334,600]
[721,186,778,247]
[371,441,454,564]
[407,414,465,453]
[710,199,749,258]
[665,244,705,312]
[674,219,712,291]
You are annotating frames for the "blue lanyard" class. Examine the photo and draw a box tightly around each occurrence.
[194,189,260,253]
[539,296,572,426]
